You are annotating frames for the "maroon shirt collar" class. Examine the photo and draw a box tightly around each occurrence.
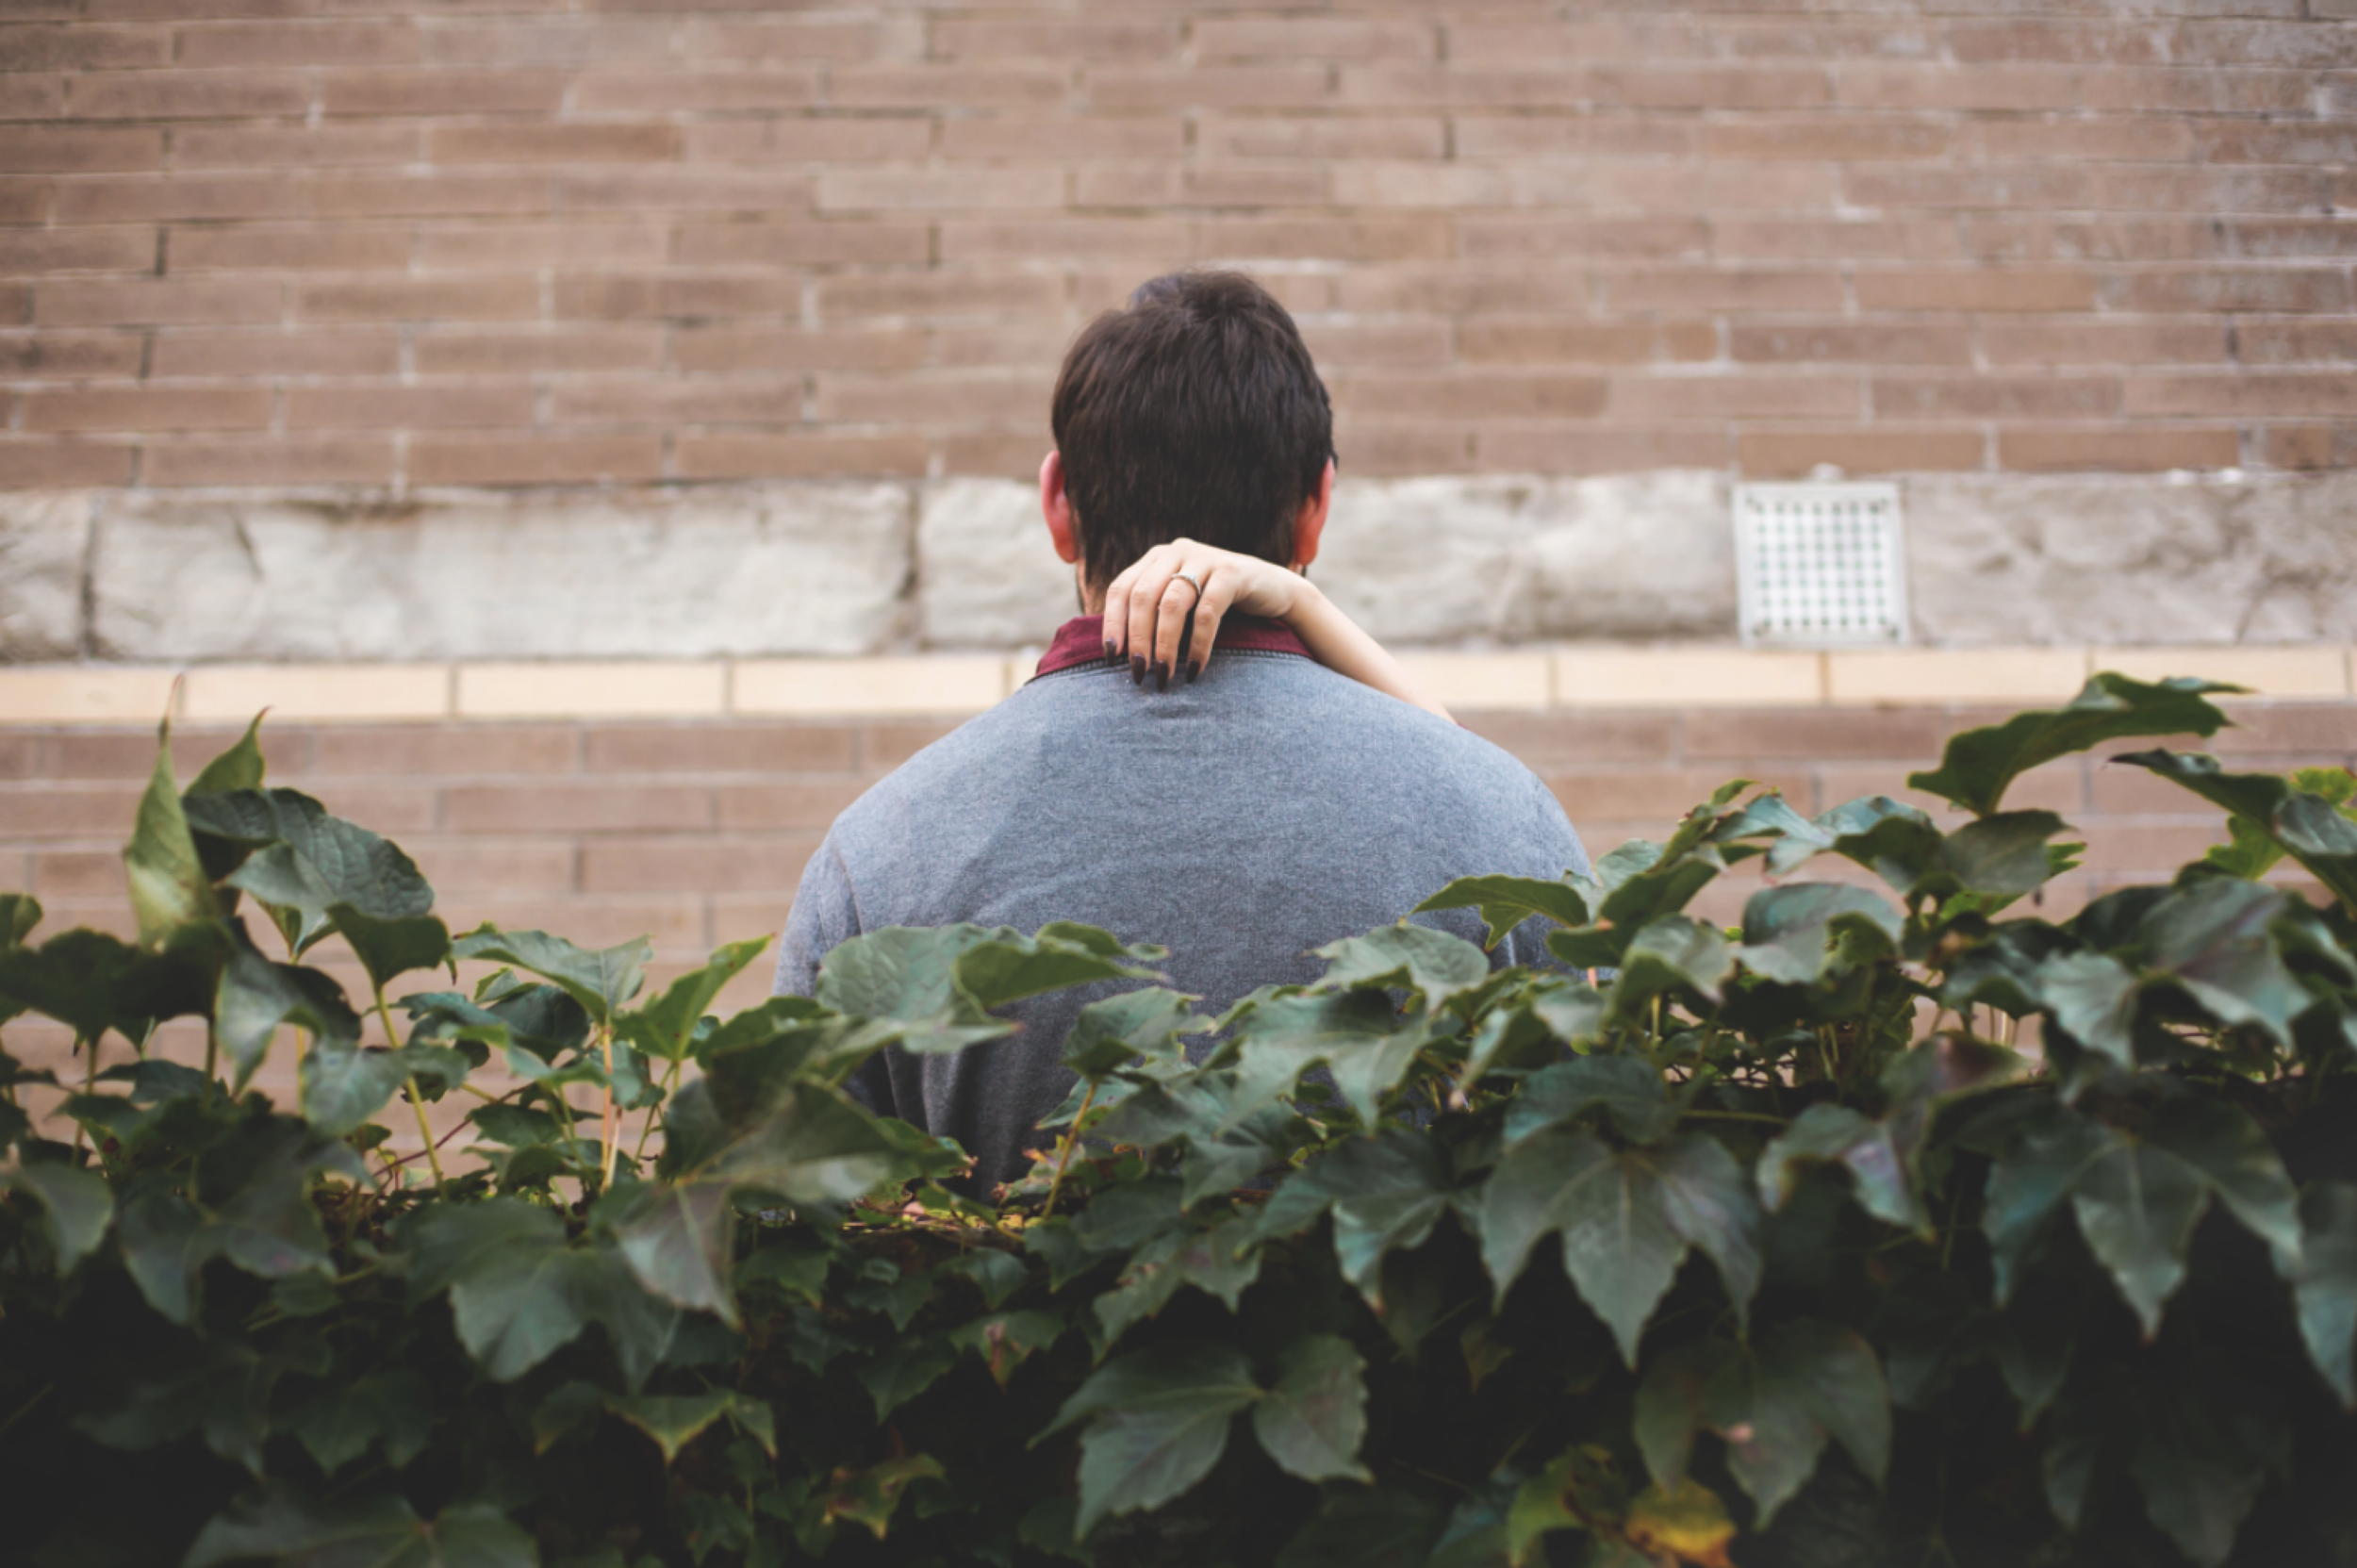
[1033,613,1312,679]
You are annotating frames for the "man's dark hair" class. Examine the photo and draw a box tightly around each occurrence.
[1050,271,1333,592]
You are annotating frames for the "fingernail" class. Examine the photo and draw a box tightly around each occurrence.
[1103,639,1118,660]
[1154,663,1169,693]
[1186,662,1201,684]
[1129,655,1146,686]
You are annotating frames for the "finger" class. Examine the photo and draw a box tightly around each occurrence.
[1127,553,1180,686]
[1186,570,1237,683]
[1100,558,1146,659]
[1150,570,1198,690]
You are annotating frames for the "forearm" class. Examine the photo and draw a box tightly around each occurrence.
[1282,581,1453,722]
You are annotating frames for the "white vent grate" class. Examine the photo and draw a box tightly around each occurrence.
[1733,482,1910,647]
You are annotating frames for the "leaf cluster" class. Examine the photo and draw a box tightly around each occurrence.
[2,675,2356,1568]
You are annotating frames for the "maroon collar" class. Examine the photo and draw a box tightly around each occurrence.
[1033,614,1312,679]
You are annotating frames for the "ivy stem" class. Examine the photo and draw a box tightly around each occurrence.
[598,1021,618,1190]
[373,986,444,1192]
[634,1055,684,1164]
[1039,1081,1097,1219]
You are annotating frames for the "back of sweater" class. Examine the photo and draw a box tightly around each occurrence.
[772,644,1592,1191]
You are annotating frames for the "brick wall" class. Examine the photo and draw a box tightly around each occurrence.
[5,697,2349,1098]
[2,1,2354,492]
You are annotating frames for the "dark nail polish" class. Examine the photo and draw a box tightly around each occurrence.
[1154,663,1169,693]
[1187,662,1201,684]
[1129,654,1146,686]
[1103,639,1118,660]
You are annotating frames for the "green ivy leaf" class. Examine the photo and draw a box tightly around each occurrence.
[1311,923,1493,1011]
[0,891,41,949]
[608,1180,737,1324]
[0,927,143,1044]
[1605,916,1733,1025]
[124,717,219,948]
[605,1389,739,1463]
[184,1491,536,1568]
[2116,750,2357,914]
[618,936,771,1065]
[194,788,435,949]
[822,1453,947,1541]
[1,1159,113,1272]
[1062,987,1204,1078]
[1040,1339,1261,1539]
[408,1199,604,1382]
[2274,1180,2357,1408]
[301,1039,467,1138]
[949,1310,1065,1389]
[1414,873,1598,950]
[1253,1129,1451,1307]
[1736,883,1902,986]
[216,924,361,1092]
[331,904,453,997]
[288,1370,434,1477]
[451,928,649,1027]
[857,1336,958,1421]
[957,922,1164,1010]
[1758,1103,1927,1232]
[189,713,268,796]
[1909,674,2234,817]
[2139,879,2310,1048]
[1480,1129,1760,1363]
[1714,1321,1890,1528]
[1213,989,1442,1131]
[1251,1334,1370,1483]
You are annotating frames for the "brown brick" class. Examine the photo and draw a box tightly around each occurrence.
[1854,269,2100,313]
[1979,317,2228,367]
[446,783,710,834]
[1548,767,1816,824]
[1688,707,1955,764]
[297,277,537,324]
[1450,115,1693,159]
[1459,711,1680,768]
[409,435,664,487]
[2093,165,2327,215]
[149,329,398,378]
[1709,219,1963,262]
[1083,65,1327,111]
[1201,115,1442,161]
[1294,319,1450,369]
[0,228,154,273]
[450,894,703,952]
[0,333,144,378]
[1738,427,1986,476]
[2222,221,2357,262]
[1972,117,2193,163]
[1612,375,1859,420]
[815,272,1063,322]
[2261,426,2357,470]
[554,274,801,322]
[815,165,1061,213]
[932,18,1178,60]
[303,174,552,220]
[173,123,423,170]
[1607,270,1846,312]
[1998,425,2240,472]
[320,69,566,117]
[1195,214,1449,262]
[427,124,680,166]
[288,384,536,431]
[1872,375,2120,419]
[676,17,906,61]
[858,722,958,771]
[670,219,925,267]
[715,780,866,830]
[35,278,277,326]
[1820,760,2085,818]
[585,724,855,775]
[0,734,35,781]
[1703,115,1950,160]
[141,437,396,487]
[29,850,129,901]
[0,24,171,70]
[405,837,577,897]
[170,225,407,273]
[0,784,144,838]
[422,17,677,66]
[556,169,814,215]
[1349,371,1607,421]
[672,326,922,375]
[815,371,1053,424]
[2077,822,2242,878]
[23,384,270,432]
[0,179,55,224]
[581,835,821,895]
[832,65,1068,109]
[312,725,576,779]
[2106,269,2351,315]
[2208,705,2357,757]
[550,380,801,426]
[940,425,1051,477]
[571,70,819,114]
[763,118,932,161]
[1459,319,1653,367]
[2123,373,2357,420]
[415,223,667,272]
[1475,426,1727,473]
[0,75,63,119]
[1456,216,1710,265]
[173,21,423,68]
[57,175,300,223]
[1731,319,1973,366]
[72,69,310,121]
[0,126,161,173]
[674,431,929,481]
[0,441,134,487]
[1842,163,2091,210]
[1195,18,1432,60]
[938,216,1194,262]
[414,328,664,375]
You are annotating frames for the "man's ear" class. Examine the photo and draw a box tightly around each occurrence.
[1040,451,1080,566]
[1291,456,1336,571]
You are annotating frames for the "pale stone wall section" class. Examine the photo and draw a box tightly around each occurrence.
[2,470,2353,664]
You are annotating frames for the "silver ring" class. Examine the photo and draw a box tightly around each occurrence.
[1170,569,1202,598]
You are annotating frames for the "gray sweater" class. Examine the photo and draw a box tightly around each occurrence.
[773,636,1591,1191]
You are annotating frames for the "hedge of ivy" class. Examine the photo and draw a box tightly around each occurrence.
[2,674,2355,1568]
